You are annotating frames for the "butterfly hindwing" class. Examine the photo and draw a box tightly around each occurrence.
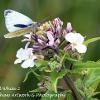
[4,27,33,38]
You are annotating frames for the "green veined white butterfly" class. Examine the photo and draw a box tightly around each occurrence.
[4,9,38,38]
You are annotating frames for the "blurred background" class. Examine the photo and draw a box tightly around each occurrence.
[0,0,100,100]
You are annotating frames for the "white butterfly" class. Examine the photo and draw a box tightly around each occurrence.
[4,9,37,38]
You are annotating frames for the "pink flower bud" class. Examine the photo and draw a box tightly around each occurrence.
[66,22,72,33]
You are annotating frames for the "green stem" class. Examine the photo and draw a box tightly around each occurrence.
[63,74,82,100]
[84,37,100,46]
[59,40,66,48]
[60,52,67,64]
[30,68,42,80]
[61,52,82,100]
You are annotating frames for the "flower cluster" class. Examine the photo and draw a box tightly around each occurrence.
[32,18,63,52]
[14,18,87,68]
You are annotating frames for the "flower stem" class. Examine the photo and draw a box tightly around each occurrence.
[63,74,82,100]
[30,68,42,80]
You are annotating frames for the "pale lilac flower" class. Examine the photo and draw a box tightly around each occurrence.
[64,44,72,51]
[32,33,59,53]
[66,22,72,33]
[32,18,63,52]
[14,48,37,68]
[65,32,87,53]
[52,17,63,34]
[46,31,54,46]
[63,22,72,37]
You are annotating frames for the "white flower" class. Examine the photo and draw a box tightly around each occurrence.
[22,33,32,42]
[14,48,37,68]
[65,32,87,53]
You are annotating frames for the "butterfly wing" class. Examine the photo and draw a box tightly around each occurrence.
[4,27,33,38]
[4,9,35,32]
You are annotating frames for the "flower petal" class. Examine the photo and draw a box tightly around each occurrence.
[74,33,84,44]
[46,31,54,46]
[21,59,34,68]
[30,63,35,67]
[25,48,33,56]
[16,48,27,60]
[75,44,87,53]
[24,34,31,39]
[65,32,84,44]
[65,32,76,43]
[14,59,22,64]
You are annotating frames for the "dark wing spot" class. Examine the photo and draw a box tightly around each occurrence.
[4,10,12,16]
[14,24,28,28]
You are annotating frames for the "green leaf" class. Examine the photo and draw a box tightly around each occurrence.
[23,68,42,82]
[73,61,100,69]
[92,92,100,97]
[84,37,100,46]
[35,60,49,72]
[35,59,48,67]
[75,69,100,98]
[50,69,68,92]
[85,69,100,90]
[90,98,98,100]
[75,79,85,96]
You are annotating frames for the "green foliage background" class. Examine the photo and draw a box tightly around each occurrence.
[0,0,100,100]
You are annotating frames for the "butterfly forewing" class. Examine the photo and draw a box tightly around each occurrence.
[4,9,35,32]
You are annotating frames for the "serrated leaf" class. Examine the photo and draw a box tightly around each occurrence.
[75,69,100,98]
[50,69,68,92]
[85,69,100,90]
